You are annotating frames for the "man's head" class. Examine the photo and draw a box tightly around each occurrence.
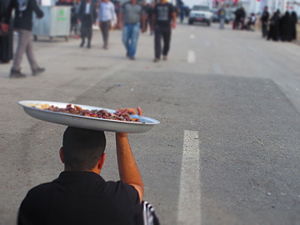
[60,127,106,172]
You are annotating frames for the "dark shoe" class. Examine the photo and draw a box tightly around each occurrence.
[80,41,84,47]
[32,67,45,76]
[153,58,160,63]
[128,56,135,60]
[10,69,26,78]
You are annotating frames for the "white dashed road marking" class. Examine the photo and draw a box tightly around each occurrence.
[187,50,196,64]
[178,130,201,225]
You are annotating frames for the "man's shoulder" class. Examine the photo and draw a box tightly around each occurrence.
[104,180,140,202]
[27,180,58,196]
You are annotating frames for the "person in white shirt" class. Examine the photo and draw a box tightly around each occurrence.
[98,0,116,49]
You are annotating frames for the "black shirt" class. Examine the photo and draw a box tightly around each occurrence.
[18,171,143,225]
[8,0,44,31]
[153,3,175,28]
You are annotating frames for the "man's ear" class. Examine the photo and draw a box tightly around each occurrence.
[59,148,65,164]
[98,153,106,171]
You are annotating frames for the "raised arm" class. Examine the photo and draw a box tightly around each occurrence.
[115,132,144,202]
[31,0,44,18]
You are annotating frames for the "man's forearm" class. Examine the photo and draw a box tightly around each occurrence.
[116,133,144,200]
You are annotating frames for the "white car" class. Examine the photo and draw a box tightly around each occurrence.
[188,5,213,26]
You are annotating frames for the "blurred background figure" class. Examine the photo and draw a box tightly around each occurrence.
[245,13,256,31]
[98,0,116,49]
[268,10,280,41]
[280,11,292,41]
[0,0,13,63]
[260,6,269,38]
[142,1,154,35]
[177,0,184,23]
[218,5,226,29]
[70,0,80,36]
[233,7,246,30]
[78,0,97,48]
[113,0,121,29]
[290,11,298,41]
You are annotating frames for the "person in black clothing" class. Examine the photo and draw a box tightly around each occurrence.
[268,10,280,41]
[152,0,176,62]
[78,0,97,48]
[260,6,269,38]
[18,125,146,225]
[70,1,80,35]
[280,11,292,41]
[290,11,298,41]
[6,0,45,78]
[233,7,245,30]
[0,0,13,63]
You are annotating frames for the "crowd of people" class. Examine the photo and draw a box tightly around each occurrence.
[261,6,298,42]
[232,6,257,31]
[0,0,177,78]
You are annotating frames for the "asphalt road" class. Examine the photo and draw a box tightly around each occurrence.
[1,23,300,225]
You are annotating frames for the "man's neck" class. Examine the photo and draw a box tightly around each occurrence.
[64,167,101,175]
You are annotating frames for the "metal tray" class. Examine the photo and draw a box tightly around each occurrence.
[18,100,160,133]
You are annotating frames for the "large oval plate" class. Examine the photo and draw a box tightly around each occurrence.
[18,100,160,133]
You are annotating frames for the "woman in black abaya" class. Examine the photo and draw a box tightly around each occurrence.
[290,11,298,41]
[280,11,292,41]
[0,0,13,63]
[268,11,280,41]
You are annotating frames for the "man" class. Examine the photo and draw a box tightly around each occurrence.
[98,0,116,49]
[260,6,269,38]
[7,0,45,78]
[152,0,176,62]
[78,0,97,48]
[18,127,144,225]
[120,0,146,60]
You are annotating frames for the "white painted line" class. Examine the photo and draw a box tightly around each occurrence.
[187,50,196,64]
[178,130,201,225]
[190,34,195,39]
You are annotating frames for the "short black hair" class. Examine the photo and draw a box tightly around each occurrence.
[62,127,106,171]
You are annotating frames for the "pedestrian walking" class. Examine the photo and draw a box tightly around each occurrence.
[218,5,226,29]
[120,0,146,60]
[6,0,45,78]
[260,6,269,38]
[78,0,97,48]
[152,0,176,62]
[98,0,116,49]
[0,0,13,63]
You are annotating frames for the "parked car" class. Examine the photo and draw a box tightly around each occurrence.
[188,5,213,26]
